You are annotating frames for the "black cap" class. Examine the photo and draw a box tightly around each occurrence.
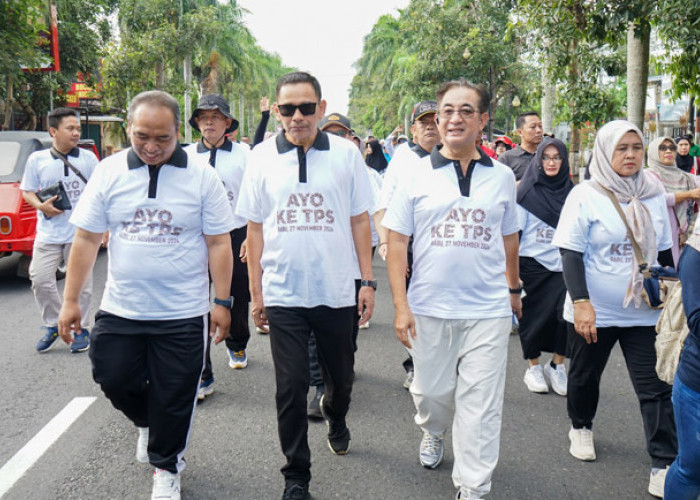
[319,113,352,132]
[411,100,437,123]
[189,94,238,134]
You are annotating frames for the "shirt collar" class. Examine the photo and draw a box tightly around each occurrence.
[514,145,534,156]
[196,138,233,153]
[410,143,430,158]
[51,146,81,159]
[127,144,188,170]
[275,129,330,154]
[430,145,493,169]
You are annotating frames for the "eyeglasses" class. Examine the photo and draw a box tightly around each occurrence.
[277,102,317,117]
[330,130,350,137]
[437,108,477,120]
[542,155,562,163]
[658,145,677,152]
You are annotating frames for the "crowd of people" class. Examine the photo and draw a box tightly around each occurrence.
[17,70,700,500]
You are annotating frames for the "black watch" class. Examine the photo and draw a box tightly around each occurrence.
[508,287,523,294]
[360,279,377,290]
[213,296,234,309]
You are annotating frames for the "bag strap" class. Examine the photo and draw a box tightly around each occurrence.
[51,147,88,184]
[598,184,651,278]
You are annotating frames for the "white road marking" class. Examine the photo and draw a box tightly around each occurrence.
[0,397,97,498]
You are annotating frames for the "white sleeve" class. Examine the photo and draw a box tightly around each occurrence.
[19,154,40,192]
[378,149,413,210]
[381,175,414,237]
[201,166,236,235]
[235,154,263,224]
[655,195,673,251]
[516,205,528,232]
[350,149,374,217]
[70,165,108,233]
[501,172,521,235]
[552,186,588,253]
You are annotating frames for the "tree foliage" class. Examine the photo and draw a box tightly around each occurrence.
[350,0,700,141]
[2,0,291,133]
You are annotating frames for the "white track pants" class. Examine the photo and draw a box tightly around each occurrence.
[410,315,510,499]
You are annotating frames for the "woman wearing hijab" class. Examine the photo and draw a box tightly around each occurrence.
[665,228,700,498]
[645,136,700,265]
[552,120,677,498]
[516,137,573,396]
[365,139,388,173]
[676,136,697,174]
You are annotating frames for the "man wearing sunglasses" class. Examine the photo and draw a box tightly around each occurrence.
[184,95,252,401]
[237,72,375,500]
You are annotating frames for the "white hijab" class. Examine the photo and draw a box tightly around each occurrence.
[589,120,664,308]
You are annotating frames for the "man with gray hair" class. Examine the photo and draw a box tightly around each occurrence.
[58,90,235,500]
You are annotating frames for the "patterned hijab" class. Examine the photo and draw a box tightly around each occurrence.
[589,120,664,308]
[647,136,696,231]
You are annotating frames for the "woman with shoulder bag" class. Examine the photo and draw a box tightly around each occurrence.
[552,120,677,498]
[665,228,700,498]
[645,136,700,266]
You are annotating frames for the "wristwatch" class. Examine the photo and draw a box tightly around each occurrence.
[213,296,234,309]
[508,287,523,294]
[360,279,377,290]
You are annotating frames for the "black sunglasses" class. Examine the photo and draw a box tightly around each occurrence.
[277,102,317,117]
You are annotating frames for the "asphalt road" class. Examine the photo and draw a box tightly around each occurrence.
[0,252,664,499]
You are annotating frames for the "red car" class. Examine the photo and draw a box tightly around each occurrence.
[0,131,99,278]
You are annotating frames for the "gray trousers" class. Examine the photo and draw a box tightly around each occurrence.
[29,241,93,328]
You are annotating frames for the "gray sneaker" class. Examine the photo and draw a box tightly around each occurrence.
[419,432,444,469]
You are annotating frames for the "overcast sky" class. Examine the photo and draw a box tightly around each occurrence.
[237,0,409,115]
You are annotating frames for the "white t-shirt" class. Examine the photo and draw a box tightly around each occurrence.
[382,147,520,320]
[552,181,672,327]
[367,166,382,247]
[517,205,562,272]
[184,139,249,229]
[236,131,374,308]
[378,144,424,210]
[20,148,98,244]
[70,146,236,320]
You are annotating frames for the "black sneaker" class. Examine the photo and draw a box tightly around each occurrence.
[319,395,351,455]
[307,385,324,420]
[282,482,309,500]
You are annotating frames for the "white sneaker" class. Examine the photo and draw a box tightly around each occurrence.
[648,466,668,498]
[403,369,414,390]
[359,321,370,330]
[151,469,181,500]
[136,427,149,463]
[523,365,549,393]
[419,432,444,469]
[568,427,596,461]
[544,362,568,396]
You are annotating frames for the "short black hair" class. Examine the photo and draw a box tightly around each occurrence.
[48,107,79,130]
[516,111,540,130]
[128,90,180,128]
[435,79,490,114]
[276,71,322,100]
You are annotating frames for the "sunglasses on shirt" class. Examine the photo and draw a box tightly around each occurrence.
[277,102,317,117]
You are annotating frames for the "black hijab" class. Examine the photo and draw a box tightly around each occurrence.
[365,139,388,172]
[516,137,574,228]
[675,137,695,173]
